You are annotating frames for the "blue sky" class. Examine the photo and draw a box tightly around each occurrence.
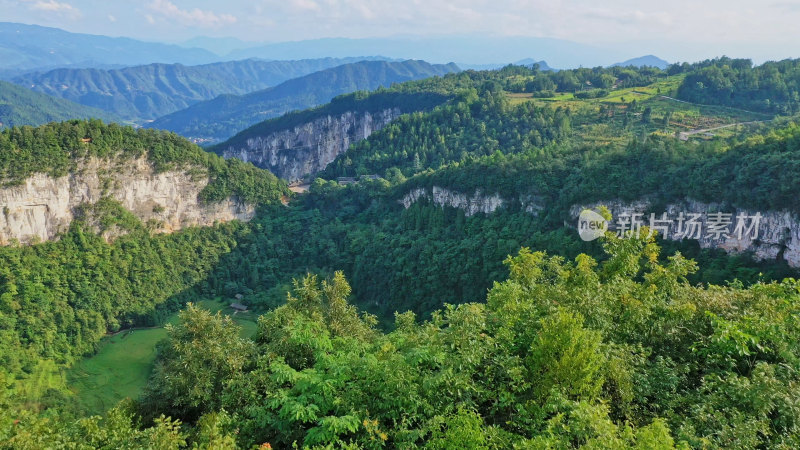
[3,0,799,62]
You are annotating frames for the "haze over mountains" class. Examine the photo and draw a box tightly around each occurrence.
[12,57,390,121]
[147,59,460,142]
[612,55,670,69]
[0,22,217,77]
[0,22,670,75]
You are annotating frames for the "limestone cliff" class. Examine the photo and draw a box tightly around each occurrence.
[219,108,401,181]
[0,156,255,245]
[571,199,800,268]
[400,186,506,217]
[400,185,800,268]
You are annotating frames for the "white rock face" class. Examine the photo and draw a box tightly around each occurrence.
[401,186,800,268]
[571,199,800,268]
[400,186,505,216]
[221,108,402,181]
[0,157,255,245]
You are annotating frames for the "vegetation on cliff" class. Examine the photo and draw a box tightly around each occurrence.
[0,119,288,204]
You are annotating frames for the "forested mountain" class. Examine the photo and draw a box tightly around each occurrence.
[12,57,389,121]
[0,119,286,398]
[0,22,217,78]
[4,60,800,448]
[674,57,800,114]
[0,80,118,128]
[147,60,460,142]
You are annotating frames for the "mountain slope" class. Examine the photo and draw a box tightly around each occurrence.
[611,55,670,69]
[147,60,460,142]
[225,35,622,68]
[0,22,217,77]
[12,57,390,121]
[0,80,118,128]
[211,90,452,181]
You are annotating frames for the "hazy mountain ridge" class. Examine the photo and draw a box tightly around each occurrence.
[224,35,623,68]
[611,55,670,69]
[0,80,118,128]
[0,22,217,77]
[12,57,390,121]
[148,59,460,142]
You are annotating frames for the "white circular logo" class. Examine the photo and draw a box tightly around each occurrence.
[578,209,608,241]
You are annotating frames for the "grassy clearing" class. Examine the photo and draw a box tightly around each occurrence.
[504,74,773,144]
[67,298,258,415]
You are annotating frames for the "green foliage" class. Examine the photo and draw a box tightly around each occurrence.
[0,119,288,203]
[132,234,800,448]
[322,87,572,178]
[0,80,118,129]
[0,217,247,406]
[141,304,254,421]
[676,57,800,114]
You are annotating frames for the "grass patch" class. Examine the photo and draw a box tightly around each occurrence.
[67,298,258,415]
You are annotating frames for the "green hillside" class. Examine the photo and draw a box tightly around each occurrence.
[147,60,460,143]
[0,81,118,129]
[4,59,800,448]
[13,57,389,121]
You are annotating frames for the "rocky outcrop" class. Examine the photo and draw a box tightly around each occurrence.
[571,199,800,268]
[400,186,505,216]
[400,185,800,268]
[221,109,402,181]
[0,156,255,245]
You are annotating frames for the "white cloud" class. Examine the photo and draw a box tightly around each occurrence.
[146,0,237,28]
[29,0,73,11]
[19,0,81,18]
[108,14,116,22]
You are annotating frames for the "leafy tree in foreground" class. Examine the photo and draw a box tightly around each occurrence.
[132,229,800,448]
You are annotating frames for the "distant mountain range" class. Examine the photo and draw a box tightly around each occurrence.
[459,59,555,71]
[0,81,118,129]
[147,60,460,143]
[0,22,217,77]
[611,55,670,69]
[13,57,389,121]
[0,22,671,76]
[223,36,624,68]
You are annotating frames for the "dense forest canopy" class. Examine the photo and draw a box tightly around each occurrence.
[5,235,800,448]
[674,57,800,114]
[3,58,800,448]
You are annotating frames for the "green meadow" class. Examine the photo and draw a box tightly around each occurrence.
[67,298,258,415]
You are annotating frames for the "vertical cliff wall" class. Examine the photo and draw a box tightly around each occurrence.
[0,156,255,245]
[400,185,800,268]
[219,108,402,181]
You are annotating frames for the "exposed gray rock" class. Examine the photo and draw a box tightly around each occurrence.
[401,186,800,268]
[400,186,505,217]
[0,156,254,245]
[221,108,401,181]
[571,199,800,268]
